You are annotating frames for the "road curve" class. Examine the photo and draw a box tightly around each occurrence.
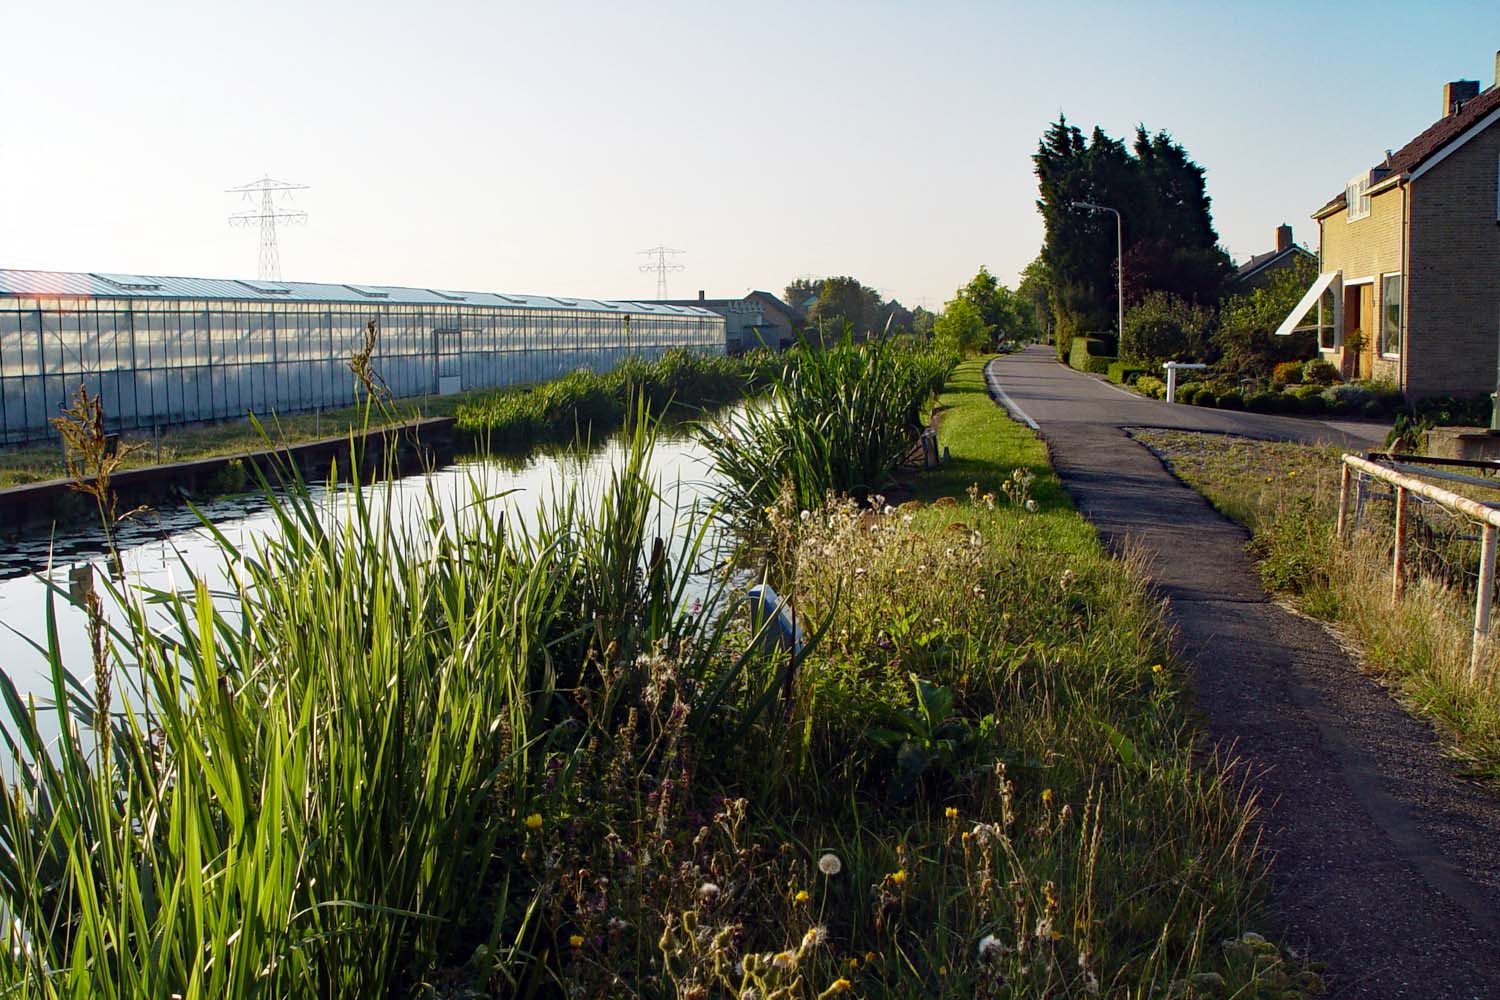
[988,347,1500,1000]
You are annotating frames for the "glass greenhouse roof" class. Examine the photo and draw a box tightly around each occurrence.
[0,268,719,317]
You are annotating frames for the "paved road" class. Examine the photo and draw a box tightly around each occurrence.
[988,347,1500,1000]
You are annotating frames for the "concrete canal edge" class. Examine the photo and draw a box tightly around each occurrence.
[0,417,457,536]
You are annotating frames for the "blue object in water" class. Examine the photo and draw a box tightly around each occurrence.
[746,583,806,656]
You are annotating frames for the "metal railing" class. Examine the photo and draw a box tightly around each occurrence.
[1338,453,1500,678]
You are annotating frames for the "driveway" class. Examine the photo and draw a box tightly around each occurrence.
[987,347,1500,1000]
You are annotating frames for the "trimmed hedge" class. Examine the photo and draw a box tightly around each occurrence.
[1106,361,1149,385]
[1069,335,1117,375]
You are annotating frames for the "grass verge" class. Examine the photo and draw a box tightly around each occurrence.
[0,360,1312,997]
[1133,428,1500,781]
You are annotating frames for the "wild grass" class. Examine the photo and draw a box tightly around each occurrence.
[454,348,781,449]
[0,361,1312,998]
[697,336,956,524]
[1134,428,1500,781]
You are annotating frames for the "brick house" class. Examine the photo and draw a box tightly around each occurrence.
[1278,58,1500,399]
[1232,224,1316,290]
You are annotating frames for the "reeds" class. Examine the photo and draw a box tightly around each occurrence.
[697,335,956,523]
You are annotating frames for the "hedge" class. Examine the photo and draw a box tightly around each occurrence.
[1069,335,1117,375]
[1106,361,1150,385]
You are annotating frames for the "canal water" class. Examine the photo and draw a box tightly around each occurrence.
[0,427,727,713]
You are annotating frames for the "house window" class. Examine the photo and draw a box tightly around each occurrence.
[1346,174,1371,222]
[1381,273,1402,357]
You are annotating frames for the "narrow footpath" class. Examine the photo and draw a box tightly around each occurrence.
[987,347,1500,1000]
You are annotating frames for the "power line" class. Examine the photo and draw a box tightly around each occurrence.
[228,176,309,281]
[638,245,685,299]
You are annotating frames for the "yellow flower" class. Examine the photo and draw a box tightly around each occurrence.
[1041,788,1054,805]
[1288,470,1297,478]
[569,934,584,948]
[848,957,859,971]
[820,978,853,997]
[889,869,908,886]
[945,806,959,819]
[1151,663,1163,674]
[524,813,543,830]
[794,889,811,903]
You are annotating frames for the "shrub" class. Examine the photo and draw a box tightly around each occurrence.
[1298,393,1327,414]
[1107,361,1149,385]
[1271,360,1304,388]
[1302,358,1340,386]
[1135,375,1167,399]
[1217,391,1244,411]
[1245,392,1279,413]
[1120,291,1211,364]
[1192,389,1218,407]
[1292,383,1325,401]
[1322,384,1373,415]
[1069,335,1116,374]
[1414,394,1492,427]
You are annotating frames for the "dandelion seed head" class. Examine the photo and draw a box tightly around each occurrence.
[818,852,842,876]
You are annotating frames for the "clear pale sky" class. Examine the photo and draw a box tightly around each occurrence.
[1,1,1495,310]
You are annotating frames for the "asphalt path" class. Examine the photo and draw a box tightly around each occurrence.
[988,347,1500,999]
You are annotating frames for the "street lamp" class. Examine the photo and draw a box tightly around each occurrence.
[1071,201,1123,347]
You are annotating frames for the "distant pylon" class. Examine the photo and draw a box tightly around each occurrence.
[228,176,309,281]
[638,246,686,299]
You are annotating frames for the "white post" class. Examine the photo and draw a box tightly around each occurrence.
[1474,524,1497,680]
[1165,363,1178,404]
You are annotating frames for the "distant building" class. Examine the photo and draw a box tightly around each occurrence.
[0,268,723,445]
[1232,225,1315,290]
[640,290,802,352]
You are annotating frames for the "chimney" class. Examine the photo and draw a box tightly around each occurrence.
[698,289,705,301]
[1495,50,1500,88]
[1276,224,1293,253]
[1444,79,1480,116]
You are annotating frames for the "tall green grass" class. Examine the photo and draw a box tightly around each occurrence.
[454,348,782,449]
[697,336,956,522]
[0,406,739,998]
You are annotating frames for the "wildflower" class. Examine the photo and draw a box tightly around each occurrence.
[1151,663,1163,674]
[818,852,843,876]
[794,889,811,904]
[1034,916,1055,941]
[569,934,585,948]
[698,882,720,903]
[1059,568,1076,587]
[819,979,853,998]
[1025,499,1039,513]
[524,813,543,830]
[802,925,829,949]
[865,951,877,963]
[889,869,908,886]
[977,934,1006,962]
[1041,788,1053,805]
[772,950,798,971]
[848,957,859,971]
[945,806,959,819]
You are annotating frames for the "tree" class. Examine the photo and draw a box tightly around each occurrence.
[1119,291,1212,364]
[806,276,884,340]
[933,299,994,355]
[881,299,915,335]
[1034,116,1231,356]
[953,267,1038,345]
[784,278,820,312]
[1213,256,1320,376]
[910,305,937,338]
[1016,257,1054,342]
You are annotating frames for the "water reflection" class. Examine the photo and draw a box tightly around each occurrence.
[0,427,725,707]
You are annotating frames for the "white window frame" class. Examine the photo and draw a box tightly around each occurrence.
[1346,174,1371,222]
[1380,272,1403,359]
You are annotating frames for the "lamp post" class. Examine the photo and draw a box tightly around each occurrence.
[1072,201,1123,347]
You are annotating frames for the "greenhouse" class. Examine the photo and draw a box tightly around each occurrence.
[0,269,725,445]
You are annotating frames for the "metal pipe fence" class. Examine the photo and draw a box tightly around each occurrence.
[0,296,725,446]
[1338,453,1500,678]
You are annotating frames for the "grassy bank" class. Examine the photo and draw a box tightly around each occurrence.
[1134,429,1500,781]
[0,349,778,489]
[0,358,1311,997]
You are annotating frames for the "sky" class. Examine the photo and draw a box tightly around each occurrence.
[1,1,1496,311]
